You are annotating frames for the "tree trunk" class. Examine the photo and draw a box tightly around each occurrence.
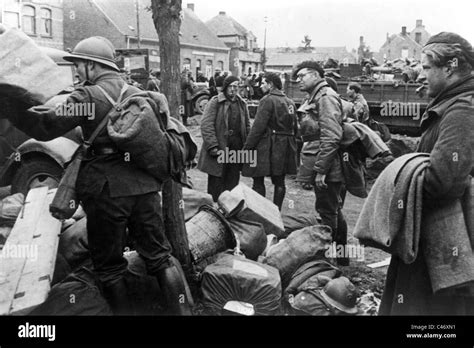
[151,0,182,119]
[150,0,192,276]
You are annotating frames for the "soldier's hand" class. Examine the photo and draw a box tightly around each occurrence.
[208,147,220,158]
[314,173,328,190]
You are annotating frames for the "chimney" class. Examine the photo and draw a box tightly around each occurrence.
[219,11,226,15]
[187,3,194,11]
[416,19,423,28]
[360,36,364,45]
[401,26,407,36]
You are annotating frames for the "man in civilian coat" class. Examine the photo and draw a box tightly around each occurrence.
[380,32,474,315]
[242,72,298,210]
[197,75,250,201]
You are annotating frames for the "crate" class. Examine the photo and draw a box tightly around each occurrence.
[0,187,61,315]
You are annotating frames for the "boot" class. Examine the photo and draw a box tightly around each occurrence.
[156,265,193,316]
[273,186,286,211]
[102,277,133,316]
[335,212,350,267]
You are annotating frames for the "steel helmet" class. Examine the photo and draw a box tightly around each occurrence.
[318,276,359,314]
[64,36,119,71]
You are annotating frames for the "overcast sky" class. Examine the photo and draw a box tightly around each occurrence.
[187,0,474,52]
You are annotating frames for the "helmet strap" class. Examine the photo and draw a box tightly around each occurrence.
[85,62,91,82]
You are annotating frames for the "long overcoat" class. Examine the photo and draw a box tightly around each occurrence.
[197,93,250,177]
[242,89,298,177]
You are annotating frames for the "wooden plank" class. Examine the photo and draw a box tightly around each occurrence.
[10,189,61,315]
[367,257,391,269]
[0,187,48,315]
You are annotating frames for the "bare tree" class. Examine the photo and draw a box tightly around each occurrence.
[150,0,193,277]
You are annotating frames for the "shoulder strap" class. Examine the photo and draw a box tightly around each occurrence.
[85,83,128,146]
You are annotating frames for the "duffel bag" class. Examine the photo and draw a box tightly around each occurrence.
[201,254,282,315]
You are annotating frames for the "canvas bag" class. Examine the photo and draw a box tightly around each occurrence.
[0,26,71,105]
[98,88,197,186]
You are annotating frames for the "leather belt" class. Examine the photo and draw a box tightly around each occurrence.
[272,130,294,136]
[91,144,120,156]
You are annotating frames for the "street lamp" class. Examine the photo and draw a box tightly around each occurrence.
[262,16,268,71]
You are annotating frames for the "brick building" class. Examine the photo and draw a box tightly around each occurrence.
[206,11,262,77]
[378,20,431,61]
[0,0,64,49]
[63,0,229,79]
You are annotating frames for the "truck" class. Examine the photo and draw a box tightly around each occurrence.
[249,64,429,136]
[0,47,81,195]
[115,48,211,115]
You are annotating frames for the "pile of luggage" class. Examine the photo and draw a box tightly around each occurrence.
[32,183,364,316]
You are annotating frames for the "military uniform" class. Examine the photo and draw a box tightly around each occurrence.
[8,71,174,303]
[351,94,370,123]
[299,80,348,263]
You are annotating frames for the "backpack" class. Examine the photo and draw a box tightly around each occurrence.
[97,86,197,187]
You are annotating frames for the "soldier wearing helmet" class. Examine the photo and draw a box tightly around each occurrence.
[6,36,192,316]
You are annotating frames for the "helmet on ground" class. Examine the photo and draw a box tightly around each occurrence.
[64,36,119,71]
[318,276,359,314]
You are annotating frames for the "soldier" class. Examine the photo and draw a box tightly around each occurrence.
[292,60,349,266]
[242,72,298,210]
[146,69,161,92]
[5,36,192,315]
[180,69,194,126]
[346,82,370,123]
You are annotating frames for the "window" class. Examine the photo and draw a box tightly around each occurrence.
[196,59,201,76]
[182,58,191,71]
[217,61,224,71]
[40,8,52,36]
[401,48,409,59]
[205,60,212,78]
[22,5,36,34]
[415,32,422,44]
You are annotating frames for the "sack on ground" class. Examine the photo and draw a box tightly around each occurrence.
[182,188,214,221]
[0,192,24,226]
[228,217,267,261]
[262,225,332,288]
[285,259,341,295]
[30,267,112,315]
[58,217,89,269]
[281,213,320,235]
[201,254,282,315]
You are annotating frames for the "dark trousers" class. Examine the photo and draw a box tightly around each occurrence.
[207,164,241,201]
[252,175,285,197]
[81,185,172,286]
[314,182,347,247]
